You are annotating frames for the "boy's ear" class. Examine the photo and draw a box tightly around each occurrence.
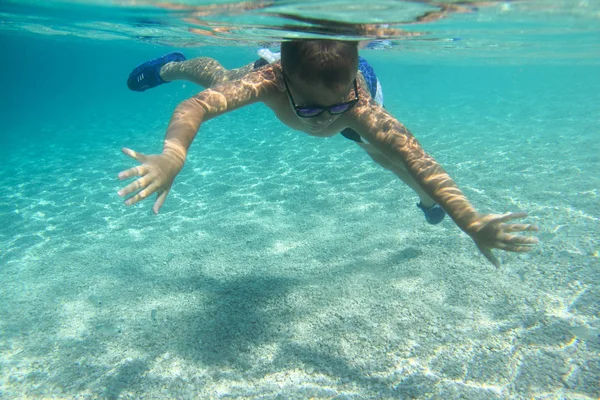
[274,68,286,92]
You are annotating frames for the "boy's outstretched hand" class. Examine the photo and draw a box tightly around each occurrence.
[467,212,539,267]
[465,212,539,268]
[117,148,183,214]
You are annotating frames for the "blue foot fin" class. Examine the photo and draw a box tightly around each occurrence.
[417,202,446,225]
[127,52,186,92]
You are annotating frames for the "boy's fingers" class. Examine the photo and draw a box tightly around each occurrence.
[118,165,147,180]
[121,147,147,162]
[478,245,500,268]
[514,236,538,246]
[493,212,527,225]
[124,183,158,206]
[118,175,150,197]
[499,212,528,222]
[502,234,538,246]
[503,223,539,233]
[503,244,536,253]
[153,190,169,214]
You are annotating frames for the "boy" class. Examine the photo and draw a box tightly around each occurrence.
[118,40,538,267]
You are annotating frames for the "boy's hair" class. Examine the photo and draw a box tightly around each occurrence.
[281,40,359,89]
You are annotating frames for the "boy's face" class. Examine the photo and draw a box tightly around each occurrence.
[284,72,358,133]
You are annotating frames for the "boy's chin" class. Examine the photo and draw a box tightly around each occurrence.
[307,125,327,133]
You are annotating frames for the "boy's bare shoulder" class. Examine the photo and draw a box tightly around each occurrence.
[188,63,283,115]
[246,62,285,96]
[351,73,388,119]
[347,73,410,141]
[202,63,283,101]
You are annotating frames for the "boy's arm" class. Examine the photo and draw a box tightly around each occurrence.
[350,103,538,266]
[118,67,279,212]
[351,105,479,227]
[162,67,279,165]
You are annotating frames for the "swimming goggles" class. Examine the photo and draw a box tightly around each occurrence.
[282,72,359,118]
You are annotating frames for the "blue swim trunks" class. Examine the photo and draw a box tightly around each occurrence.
[340,57,383,142]
[358,56,384,105]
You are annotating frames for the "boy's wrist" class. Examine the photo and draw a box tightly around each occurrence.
[458,211,483,235]
[445,206,480,234]
[162,140,187,168]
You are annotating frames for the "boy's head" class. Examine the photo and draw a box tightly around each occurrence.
[281,40,359,90]
[280,40,360,132]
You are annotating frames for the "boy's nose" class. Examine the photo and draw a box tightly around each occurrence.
[315,113,333,125]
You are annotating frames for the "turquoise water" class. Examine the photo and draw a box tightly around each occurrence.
[1,1,600,398]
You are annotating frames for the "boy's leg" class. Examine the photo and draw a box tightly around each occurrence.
[160,57,255,88]
[127,53,255,91]
[350,57,444,224]
[356,141,446,224]
[357,142,435,207]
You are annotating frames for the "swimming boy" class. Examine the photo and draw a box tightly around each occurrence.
[119,40,538,267]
